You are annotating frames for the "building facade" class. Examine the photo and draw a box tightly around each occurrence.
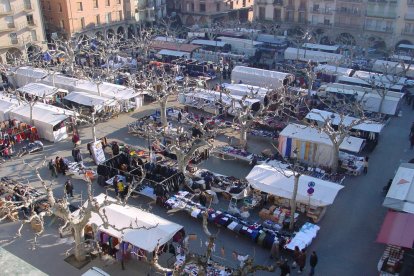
[254,0,414,49]
[0,0,47,63]
[169,0,254,26]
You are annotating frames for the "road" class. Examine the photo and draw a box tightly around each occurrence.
[0,99,412,275]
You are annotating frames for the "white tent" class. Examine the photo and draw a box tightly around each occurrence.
[352,70,407,86]
[372,59,414,78]
[383,163,414,214]
[284,47,343,63]
[63,91,117,112]
[12,66,48,88]
[9,102,74,142]
[0,95,20,121]
[221,83,270,101]
[278,123,365,167]
[17,83,66,99]
[77,194,183,252]
[42,73,79,91]
[231,66,294,89]
[313,64,353,77]
[305,109,384,133]
[246,164,344,207]
[158,49,190,58]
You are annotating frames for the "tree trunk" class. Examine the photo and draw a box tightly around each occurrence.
[290,174,300,231]
[92,112,96,142]
[240,126,247,147]
[29,103,34,126]
[73,225,86,262]
[378,95,385,114]
[160,100,168,127]
[331,144,340,173]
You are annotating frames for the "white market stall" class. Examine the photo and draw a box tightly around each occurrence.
[231,66,294,89]
[158,49,191,58]
[278,123,365,168]
[11,66,48,88]
[17,82,68,104]
[372,59,414,78]
[77,194,183,252]
[246,164,344,222]
[284,47,344,64]
[383,163,414,214]
[41,73,79,92]
[9,102,74,142]
[221,83,270,101]
[63,91,118,112]
[305,109,384,134]
[313,64,353,82]
[0,95,20,121]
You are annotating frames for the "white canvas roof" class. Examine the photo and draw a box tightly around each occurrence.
[279,123,365,153]
[246,164,344,207]
[337,76,403,91]
[284,47,343,63]
[372,60,414,78]
[191,39,226,47]
[76,194,182,252]
[305,109,384,133]
[154,36,186,43]
[42,73,79,91]
[12,66,48,88]
[221,83,270,99]
[302,43,340,52]
[10,102,74,126]
[383,163,414,214]
[158,49,190,58]
[314,64,353,77]
[74,80,139,100]
[184,88,261,106]
[352,70,407,86]
[64,91,117,109]
[231,66,294,89]
[0,95,20,121]
[17,83,60,98]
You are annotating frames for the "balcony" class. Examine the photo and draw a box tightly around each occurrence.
[256,0,282,5]
[364,26,394,33]
[23,0,33,11]
[336,7,363,16]
[405,13,414,21]
[310,8,333,15]
[0,40,22,50]
[334,22,363,29]
[0,22,16,33]
[285,5,295,11]
[27,20,37,27]
[337,0,363,2]
[366,10,397,19]
[402,29,414,36]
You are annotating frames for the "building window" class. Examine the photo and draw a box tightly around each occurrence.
[76,2,83,11]
[96,14,100,24]
[117,0,121,4]
[58,3,62,12]
[60,20,65,29]
[118,10,122,20]
[106,12,111,23]
[26,14,34,26]
[5,16,14,28]
[273,8,281,21]
[200,3,205,12]
[93,0,99,8]
[81,17,85,28]
[191,3,194,11]
[258,7,265,20]
[216,3,220,12]
[10,33,18,44]
[106,0,110,6]
[31,30,37,41]
[48,1,51,10]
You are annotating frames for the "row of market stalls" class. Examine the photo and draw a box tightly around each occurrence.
[377,163,414,275]
[9,66,145,113]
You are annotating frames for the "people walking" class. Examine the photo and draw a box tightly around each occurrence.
[309,251,318,276]
[64,179,74,197]
[278,259,291,276]
[72,131,80,147]
[178,110,182,123]
[72,147,82,163]
[363,156,369,174]
[49,159,58,178]
[298,249,306,273]
[270,238,280,260]
[292,246,300,269]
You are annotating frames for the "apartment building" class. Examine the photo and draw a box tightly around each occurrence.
[0,0,47,63]
[170,0,254,26]
[124,0,166,25]
[254,0,414,50]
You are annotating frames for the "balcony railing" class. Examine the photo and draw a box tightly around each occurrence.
[366,10,397,19]
[311,8,333,15]
[24,0,33,11]
[0,40,23,49]
[402,30,414,35]
[0,22,16,32]
[405,13,414,21]
[364,26,394,33]
[27,19,37,27]
[334,22,363,29]
[0,6,13,15]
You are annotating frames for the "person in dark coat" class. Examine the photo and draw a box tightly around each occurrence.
[178,110,182,123]
[112,142,120,156]
[297,249,306,273]
[279,259,291,276]
[309,251,318,276]
[64,179,74,197]
[59,157,67,175]
[292,246,300,268]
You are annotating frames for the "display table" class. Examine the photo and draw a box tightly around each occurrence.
[377,245,404,275]
[285,222,320,251]
[339,151,364,176]
[67,162,97,182]
[173,254,233,276]
[213,146,266,164]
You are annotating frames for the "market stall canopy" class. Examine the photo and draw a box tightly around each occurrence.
[74,194,183,252]
[158,49,190,58]
[0,95,20,121]
[313,64,353,77]
[41,73,79,91]
[279,123,365,153]
[191,39,226,47]
[352,70,407,86]
[231,66,294,89]
[383,163,414,214]
[376,211,414,248]
[284,47,343,63]
[74,80,140,100]
[246,164,344,207]
[17,83,65,98]
[11,66,48,88]
[305,109,384,133]
[221,83,270,100]
[64,91,117,110]
[150,40,201,53]
[9,102,74,126]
